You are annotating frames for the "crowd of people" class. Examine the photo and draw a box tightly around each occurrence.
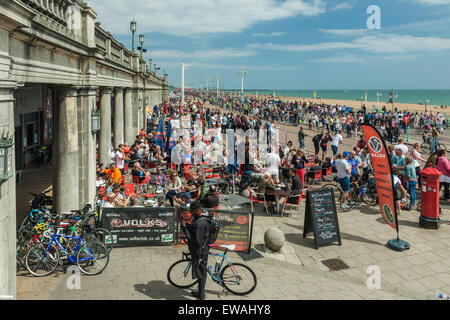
[90,92,450,301]
[94,91,450,216]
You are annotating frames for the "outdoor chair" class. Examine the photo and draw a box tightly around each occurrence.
[281,189,307,217]
[248,187,274,215]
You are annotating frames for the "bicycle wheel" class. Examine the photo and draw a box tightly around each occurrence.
[167,259,198,289]
[362,186,378,206]
[85,227,114,253]
[438,144,448,152]
[25,243,60,277]
[220,263,257,296]
[77,240,109,275]
[421,142,431,154]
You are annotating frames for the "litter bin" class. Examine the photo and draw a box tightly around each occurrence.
[419,167,441,229]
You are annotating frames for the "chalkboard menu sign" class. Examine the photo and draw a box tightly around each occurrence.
[177,208,253,253]
[303,188,342,249]
[102,207,177,247]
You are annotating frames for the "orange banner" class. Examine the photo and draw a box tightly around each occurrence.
[361,124,398,231]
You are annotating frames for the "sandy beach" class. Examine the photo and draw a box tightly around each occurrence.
[239,94,449,114]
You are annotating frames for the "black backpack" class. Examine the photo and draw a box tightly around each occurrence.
[197,212,221,247]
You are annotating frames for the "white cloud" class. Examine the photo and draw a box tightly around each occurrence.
[270,32,285,36]
[330,2,352,11]
[415,0,450,4]
[252,33,450,54]
[318,28,368,36]
[252,32,285,37]
[150,48,257,60]
[307,54,365,63]
[88,0,326,36]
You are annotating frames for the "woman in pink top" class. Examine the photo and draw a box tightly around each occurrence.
[436,149,450,202]
[411,143,427,187]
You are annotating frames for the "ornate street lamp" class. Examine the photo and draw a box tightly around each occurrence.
[130,20,137,52]
[138,34,146,58]
[0,131,14,183]
[91,109,101,134]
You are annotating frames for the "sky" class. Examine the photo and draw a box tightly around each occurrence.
[87,0,450,90]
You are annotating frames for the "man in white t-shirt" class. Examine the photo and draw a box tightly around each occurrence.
[395,138,409,156]
[335,152,352,210]
[331,131,343,156]
[265,147,281,183]
[115,147,125,174]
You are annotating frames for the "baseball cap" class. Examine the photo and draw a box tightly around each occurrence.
[343,151,350,157]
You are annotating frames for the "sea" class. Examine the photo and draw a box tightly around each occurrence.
[227,89,450,106]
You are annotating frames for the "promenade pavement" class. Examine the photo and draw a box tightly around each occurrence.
[16,104,450,300]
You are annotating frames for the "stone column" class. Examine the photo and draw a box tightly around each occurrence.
[114,88,124,147]
[77,87,97,207]
[137,90,143,131]
[124,88,134,145]
[143,89,148,132]
[99,87,112,166]
[0,83,17,300]
[54,87,80,214]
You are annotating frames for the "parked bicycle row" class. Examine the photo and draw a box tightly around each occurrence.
[17,193,112,277]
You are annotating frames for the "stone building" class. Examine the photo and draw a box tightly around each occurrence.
[0,0,169,298]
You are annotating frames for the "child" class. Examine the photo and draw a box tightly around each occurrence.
[393,168,410,215]
[405,156,417,208]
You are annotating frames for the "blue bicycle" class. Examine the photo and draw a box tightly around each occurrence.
[25,228,109,277]
[167,244,257,296]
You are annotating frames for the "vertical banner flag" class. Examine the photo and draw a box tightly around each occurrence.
[388,90,393,104]
[154,119,165,150]
[165,121,175,152]
[361,124,399,231]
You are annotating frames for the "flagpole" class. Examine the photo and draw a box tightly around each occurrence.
[392,88,395,113]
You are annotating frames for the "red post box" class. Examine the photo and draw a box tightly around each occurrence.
[419,167,442,229]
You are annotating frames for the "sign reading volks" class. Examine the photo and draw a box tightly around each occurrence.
[361,124,398,231]
[102,207,176,247]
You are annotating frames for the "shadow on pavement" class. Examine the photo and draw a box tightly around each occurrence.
[284,230,383,248]
[134,281,226,300]
[237,247,264,261]
[134,281,190,300]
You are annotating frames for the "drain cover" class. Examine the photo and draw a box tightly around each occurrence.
[321,258,349,271]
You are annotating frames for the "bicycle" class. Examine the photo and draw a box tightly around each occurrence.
[25,227,109,277]
[421,133,447,154]
[167,244,257,296]
[323,173,377,212]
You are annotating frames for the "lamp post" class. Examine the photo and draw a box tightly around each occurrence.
[139,34,144,57]
[149,59,152,72]
[205,78,209,96]
[376,92,382,111]
[91,109,101,134]
[130,20,137,52]
[425,99,430,113]
[181,62,191,107]
[237,67,247,103]
[215,73,221,98]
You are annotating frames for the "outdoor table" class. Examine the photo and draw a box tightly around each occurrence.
[266,189,292,215]
[219,194,251,209]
